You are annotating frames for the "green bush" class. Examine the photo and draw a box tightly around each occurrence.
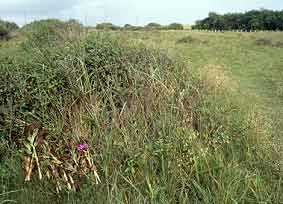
[66,19,83,28]
[96,23,121,30]
[0,19,19,32]
[176,35,195,43]
[21,18,83,53]
[0,20,19,40]
[274,40,283,48]
[167,23,184,30]
[123,24,144,31]
[21,19,64,32]
[145,22,163,30]
[255,37,273,46]
[0,25,9,40]
[255,37,283,48]
[124,24,132,28]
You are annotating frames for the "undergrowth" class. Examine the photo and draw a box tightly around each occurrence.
[255,37,283,48]
[0,26,282,203]
[176,35,209,45]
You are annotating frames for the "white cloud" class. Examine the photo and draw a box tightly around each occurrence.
[0,0,79,15]
[0,0,282,26]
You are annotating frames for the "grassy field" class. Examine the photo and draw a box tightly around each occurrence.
[119,30,283,131]
[1,28,283,203]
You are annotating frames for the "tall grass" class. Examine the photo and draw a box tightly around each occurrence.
[0,26,282,203]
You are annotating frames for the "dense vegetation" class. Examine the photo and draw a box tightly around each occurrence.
[0,19,19,39]
[21,19,82,33]
[193,9,283,31]
[0,19,19,32]
[1,19,283,203]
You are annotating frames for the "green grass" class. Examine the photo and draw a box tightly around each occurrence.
[120,30,283,130]
[1,28,283,204]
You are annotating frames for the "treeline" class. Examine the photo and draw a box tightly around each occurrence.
[192,9,283,31]
[0,18,185,39]
[95,22,184,31]
[0,19,19,39]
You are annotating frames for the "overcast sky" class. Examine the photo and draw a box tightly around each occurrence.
[0,0,283,26]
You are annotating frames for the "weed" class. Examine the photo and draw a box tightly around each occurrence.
[176,35,195,43]
[255,37,273,46]
[274,40,283,48]
[176,35,208,44]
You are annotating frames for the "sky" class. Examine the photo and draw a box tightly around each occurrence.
[0,0,283,27]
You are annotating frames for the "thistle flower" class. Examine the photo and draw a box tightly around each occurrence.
[76,143,89,152]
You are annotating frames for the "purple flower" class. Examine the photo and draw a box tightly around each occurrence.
[76,143,89,152]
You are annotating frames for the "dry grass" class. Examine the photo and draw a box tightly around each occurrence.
[198,64,240,91]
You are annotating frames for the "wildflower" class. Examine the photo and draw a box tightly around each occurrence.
[76,143,89,152]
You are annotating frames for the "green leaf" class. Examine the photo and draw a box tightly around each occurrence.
[24,142,32,153]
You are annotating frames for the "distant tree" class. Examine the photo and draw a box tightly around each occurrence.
[0,19,19,32]
[124,24,132,28]
[145,22,163,30]
[96,23,121,30]
[123,24,144,31]
[0,25,9,40]
[0,19,19,40]
[147,22,161,27]
[67,19,83,27]
[167,23,184,30]
[192,9,283,31]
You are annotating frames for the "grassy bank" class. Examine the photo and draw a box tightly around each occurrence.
[0,27,283,203]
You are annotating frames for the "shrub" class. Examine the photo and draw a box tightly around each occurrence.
[0,20,19,40]
[167,23,184,30]
[21,19,65,32]
[274,41,283,48]
[255,37,273,46]
[66,19,83,27]
[21,24,63,53]
[124,24,132,28]
[0,25,9,40]
[0,19,19,32]
[96,23,121,30]
[123,24,135,30]
[176,36,209,44]
[145,22,163,30]
[123,24,144,31]
[176,35,195,43]
[1,34,182,193]
[21,18,84,53]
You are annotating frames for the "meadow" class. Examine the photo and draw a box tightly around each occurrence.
[1,23,283,204]
[120,30,283,129]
